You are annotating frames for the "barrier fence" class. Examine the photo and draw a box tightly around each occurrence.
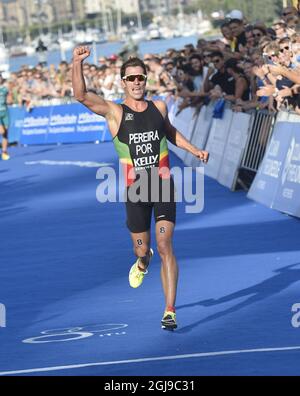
[3,98,299,218]
[167,99,299,218]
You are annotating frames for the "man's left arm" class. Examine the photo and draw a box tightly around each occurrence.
[154,100,209,163]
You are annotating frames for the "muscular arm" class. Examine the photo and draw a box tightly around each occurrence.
[224,77,248,102]
[154,100,209,162]
[72,46,115,117]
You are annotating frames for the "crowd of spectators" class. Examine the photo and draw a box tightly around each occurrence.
[2,3,300,116]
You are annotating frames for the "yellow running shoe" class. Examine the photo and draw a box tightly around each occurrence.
[161,311,177,330]
[129,248,153,288]
[1,152,10,161]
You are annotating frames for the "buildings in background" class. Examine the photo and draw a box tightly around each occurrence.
[0,0,191,29]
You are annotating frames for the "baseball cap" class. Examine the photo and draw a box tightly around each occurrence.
[226,9,243,21]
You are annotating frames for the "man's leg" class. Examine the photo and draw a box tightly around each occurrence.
[130,230,151,272]
[0,123,9,160]
[128,230,153,288]
[155,220,178,313]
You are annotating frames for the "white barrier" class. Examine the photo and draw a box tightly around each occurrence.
[203,108,234,179]
[168,104,197,162]
[217,112,251,189]
[184,104,215,167]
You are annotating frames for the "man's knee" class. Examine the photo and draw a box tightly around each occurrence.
[157,239,172,258]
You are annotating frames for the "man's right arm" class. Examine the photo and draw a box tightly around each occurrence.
[72,46,111,117]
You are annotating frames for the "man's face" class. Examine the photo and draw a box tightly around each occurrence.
[121,66,147,100]
[221,26,233,40]
[273,24,286,37]
[251,53,263,67]
[190,58,202,72]
[229,22,243,37]
[245,31,255,47]
[266,50,280,65]
[212,56,224,71]
[279,42,292,66]
[282,7,297,21]
[253,29,264,45]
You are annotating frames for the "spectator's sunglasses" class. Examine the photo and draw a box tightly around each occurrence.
[122,74,147,82]
[212,58,221,64]
[280,45,290,52]
[267,52,279,59]
[282,11,292,16]
[253,32,262,38]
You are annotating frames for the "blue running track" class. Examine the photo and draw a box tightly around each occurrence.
[1,142,300,376]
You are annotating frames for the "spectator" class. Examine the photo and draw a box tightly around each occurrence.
[228,18,247,53]
[223,58,250,102]
[252,26,268,46]
[147,57,176,95]
[272,20,288,39]
[281,6,298,23]
[220,22,235,51]
[203,51,236,99]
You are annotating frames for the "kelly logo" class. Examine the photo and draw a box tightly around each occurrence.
[0,303,6,328]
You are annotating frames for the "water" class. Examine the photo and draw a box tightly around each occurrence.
[9,35,198,72]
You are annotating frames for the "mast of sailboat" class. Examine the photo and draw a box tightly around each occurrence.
[136,0,143,30]
[116,0,122,37]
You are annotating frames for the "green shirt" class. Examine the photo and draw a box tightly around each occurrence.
[0,86,8,113]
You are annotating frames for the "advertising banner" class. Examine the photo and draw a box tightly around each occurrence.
[218,112,251,189]
[204,108,233,179]
[19,103,110,145]
[247,121,294,210]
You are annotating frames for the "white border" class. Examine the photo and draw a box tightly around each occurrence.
[1,345,300,375]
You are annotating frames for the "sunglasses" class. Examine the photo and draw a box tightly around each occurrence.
[282,12,292,16]
[212,59,221,64]
[253,33,262,38]
[280,46,290,52]
[122,74,147,82]
[268,53,279,59]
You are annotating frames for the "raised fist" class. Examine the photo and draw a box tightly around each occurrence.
[73,46,91,62]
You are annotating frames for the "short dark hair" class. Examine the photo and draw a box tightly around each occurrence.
[224,58,244,74]
[229,18,243,25]
[210,51,224,59]
[189,53,203,62]
[120,57,147,78]
[221,22,230,29]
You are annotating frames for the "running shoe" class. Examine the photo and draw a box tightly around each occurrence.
[1,152,10,160]
[129,248,153,288]
[161,311,177,330]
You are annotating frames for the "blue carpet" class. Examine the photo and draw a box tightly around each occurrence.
[0,142,300,376]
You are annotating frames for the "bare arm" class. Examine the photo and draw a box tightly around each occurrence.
[269,65,300,85]
[72,46,112,117]
[224,76,248,102]
[154,100,209,163]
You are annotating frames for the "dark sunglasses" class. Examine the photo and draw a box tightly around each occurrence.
[122,74,147,82]
[212,59,221,64]
[268,52,279,59]
[282,12,292,16]
[253,33,262,38]
[280,46,290,52]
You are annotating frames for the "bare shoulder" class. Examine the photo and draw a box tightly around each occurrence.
[153,99,168,118]
[106,100,123,119]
